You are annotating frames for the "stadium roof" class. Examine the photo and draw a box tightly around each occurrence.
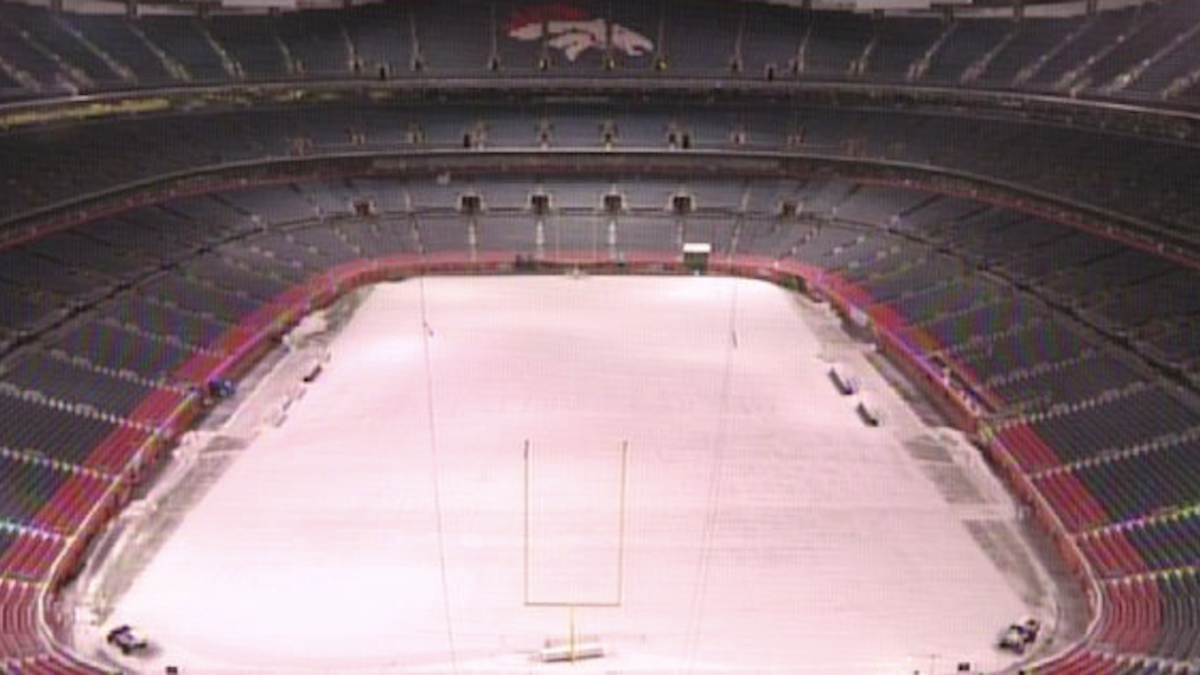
[3,0,1151,16]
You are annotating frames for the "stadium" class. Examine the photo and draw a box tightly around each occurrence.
[0,0,1198,672]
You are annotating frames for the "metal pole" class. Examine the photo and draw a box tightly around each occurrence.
[523,439,531,607]
[616,440,629,605]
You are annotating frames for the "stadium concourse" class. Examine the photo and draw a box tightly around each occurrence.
[0,0,1199,674]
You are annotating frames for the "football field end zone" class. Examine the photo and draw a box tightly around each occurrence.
[38,251,1098,674]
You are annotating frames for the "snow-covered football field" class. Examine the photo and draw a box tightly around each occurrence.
[97,275,1052,674]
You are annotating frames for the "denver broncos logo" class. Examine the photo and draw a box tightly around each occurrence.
[507,3,655,62]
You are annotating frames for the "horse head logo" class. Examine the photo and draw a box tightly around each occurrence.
[508,4,656,62]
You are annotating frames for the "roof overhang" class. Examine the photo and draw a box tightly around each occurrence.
[0,0,1155,17]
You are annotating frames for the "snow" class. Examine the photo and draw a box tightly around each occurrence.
[107,276,1040,674]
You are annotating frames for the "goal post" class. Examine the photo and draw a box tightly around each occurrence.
[523,439,628,608]
[523,439,629,662]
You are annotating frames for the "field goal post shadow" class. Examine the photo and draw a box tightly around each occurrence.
[522,439,629,661]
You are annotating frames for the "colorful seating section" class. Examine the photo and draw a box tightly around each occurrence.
[2,0,1200,111]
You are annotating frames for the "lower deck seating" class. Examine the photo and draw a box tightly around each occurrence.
[0,530,61,583]
[0,175,1194,672]
[0,392,117,468]
[0,455,66,528]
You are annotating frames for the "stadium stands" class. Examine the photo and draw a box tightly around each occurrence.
[0,0,1199,109]
[1,2,1200,673]
[0,172,1193,671]
[6,102,1200,249]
